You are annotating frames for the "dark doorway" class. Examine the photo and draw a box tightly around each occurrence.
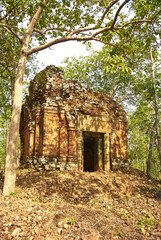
[84,137,95,172]
[83,132,104,172]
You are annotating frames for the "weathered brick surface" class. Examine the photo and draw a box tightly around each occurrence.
[20,65,128,171]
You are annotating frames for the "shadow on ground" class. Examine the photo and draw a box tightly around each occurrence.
[14,167,160,204]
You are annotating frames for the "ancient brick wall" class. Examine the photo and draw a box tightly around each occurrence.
[20,65,128,171]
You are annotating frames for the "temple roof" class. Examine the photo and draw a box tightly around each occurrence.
[24,65,127,122]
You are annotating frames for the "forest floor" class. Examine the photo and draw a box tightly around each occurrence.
[0,167,161,240]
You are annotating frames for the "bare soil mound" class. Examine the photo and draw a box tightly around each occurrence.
[0,167,160,240]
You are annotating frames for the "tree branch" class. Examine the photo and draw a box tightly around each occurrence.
[151,9,161,21]
[101,0,119,21]
[0,23,22,43]
[111,0,130,29]
[0,11,10,21]
[27,35,120,56]
[33,26,62,35]
[118,93,133,102]
[67,26,98,37]
[121,19,161,29]
[94,38,120,48]
[22,0,48,51]
[91,26,118,37]
[26,0,161,58]
[28,16,161,56]
[27,36,93,55]
[0,6,17,21]
[152,23,161,35]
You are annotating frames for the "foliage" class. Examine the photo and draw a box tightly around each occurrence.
[63,46,134,105]
[136,214,154,234]
[1,0,160,55]
[70,217,75,225]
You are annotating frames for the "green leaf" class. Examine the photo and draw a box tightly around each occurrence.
[39,2,48,9]
[148,213,153,218]
[141,227,145,234]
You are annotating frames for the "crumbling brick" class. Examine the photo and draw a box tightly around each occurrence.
[20,65,128,171]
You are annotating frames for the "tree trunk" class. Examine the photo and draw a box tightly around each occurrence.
[3,53,27,196]
[156,116,161,178]
[147,122,156,179]
[2,2,45,196]
[11,59,17,108]
[150,44,161,171]
[5,119,9,154]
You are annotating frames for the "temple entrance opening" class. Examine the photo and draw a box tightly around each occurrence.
[83,132,104,172]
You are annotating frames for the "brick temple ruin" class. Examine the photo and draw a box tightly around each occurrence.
[20,65,128,171]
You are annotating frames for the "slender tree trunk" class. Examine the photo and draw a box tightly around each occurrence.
[4,119,9,172]
[5,119,9,154]
[2,2,46,196]
[3,53,27,195]
[11,58,17,108]
[150,44,161,171]
[156,119,161,178]
[147,122,156,179]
